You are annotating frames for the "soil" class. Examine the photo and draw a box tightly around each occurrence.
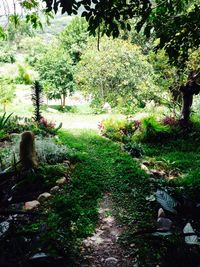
[80,193,134,267]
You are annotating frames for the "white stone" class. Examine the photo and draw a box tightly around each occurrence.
[140,164,149,172]
[37,192,51,202]
[56,177,67,185]
[24,200,40,211]
[105,257,118,266]
[158,208,165,218]
[50,186,60,194]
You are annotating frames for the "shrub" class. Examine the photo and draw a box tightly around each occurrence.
[0,136,69,169]
[15,64,32,85]
[0,129,7,141]
[100,117,137,142]
[39,117,62,135]
[100,115,178,144]
[136,115,171,142]
[36,137,68,164]
[0,47,15,63]
[6,116,62,136]
[4,115,27,133]
[123,142,144,157]
[0,112,13,130]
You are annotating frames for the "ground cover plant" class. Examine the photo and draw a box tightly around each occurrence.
[0,126,74,266]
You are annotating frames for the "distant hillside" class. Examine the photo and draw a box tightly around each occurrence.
[36,14,73,41]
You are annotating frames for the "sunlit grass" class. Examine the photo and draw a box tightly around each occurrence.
[0,88,124,129]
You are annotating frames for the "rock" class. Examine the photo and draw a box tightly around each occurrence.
[142,160,150,166]
[183,222,199,245]
[150,169,166,177]
[158,208,165,218]
[24,200,40,211]
[29,253,49,260]
[50,186,60,194]
[105,257,118,266]
[56,177,67,185]
[140,164,149,172]
[157,217,172,231]
[37,192,51,202]
[103,102,112,113]
[0,221,10,237]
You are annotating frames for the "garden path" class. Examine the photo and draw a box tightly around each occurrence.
[59,130,137,266]
[80,193,132,266]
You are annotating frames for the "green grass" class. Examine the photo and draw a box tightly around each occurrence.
[37,129,155,265]
[54,127,200,266]
[143,131,200,189]
[1,87,123,129]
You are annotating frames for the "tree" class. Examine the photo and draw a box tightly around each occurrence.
[44,0,200,121]
[43,0,200,65]
[59,16,89,63]
[2,0,199,121]
[1,1,198,65]
[0,0,52,37]
[75,37,163,111]
[36,45,75,107]
[0,76,16,112]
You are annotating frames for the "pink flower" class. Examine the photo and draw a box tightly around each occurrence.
[162,116,177,126]
[40,117,56,129]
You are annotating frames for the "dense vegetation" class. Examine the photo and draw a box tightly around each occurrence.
[0,1,200,266]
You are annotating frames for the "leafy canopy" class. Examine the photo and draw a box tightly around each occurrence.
[43,0,200,65]
[59,16,89,63]
[75,37,164,110]
[0,77,16,111]
[1,1,199,65]
[36,44,75,103]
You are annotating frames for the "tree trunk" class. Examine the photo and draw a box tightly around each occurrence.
[62,94,66,107]
[180,92,193,122]
[180,79,200,123]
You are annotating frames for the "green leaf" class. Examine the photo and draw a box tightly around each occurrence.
[183,223,199,245]
[156,190,177,214]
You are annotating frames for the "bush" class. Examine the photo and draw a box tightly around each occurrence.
[0,136,70,169]
[0,45,15,63]
[123,142,144,157]
[36,137,68,164]
[15,64,33,85]
[39,117,62,135]
[136,115,171,142]
[5,116,62,136]
[0,129,7,141]
[99,117,140,142]
[100,114,181,144]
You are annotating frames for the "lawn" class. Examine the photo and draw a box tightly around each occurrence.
[1,87,124,130]
[55,126,200,266]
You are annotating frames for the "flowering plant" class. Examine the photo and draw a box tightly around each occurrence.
[162,116,177,126]
[39,117,56,129]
